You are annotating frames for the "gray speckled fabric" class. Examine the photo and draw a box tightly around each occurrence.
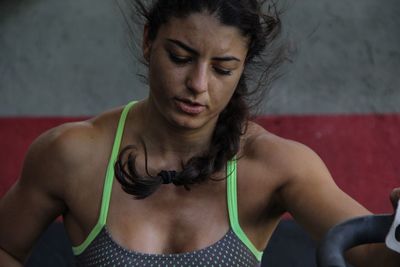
[75,227,260,267]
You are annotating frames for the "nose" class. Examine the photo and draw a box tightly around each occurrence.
[186,64,208,94]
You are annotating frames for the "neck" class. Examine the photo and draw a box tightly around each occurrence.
[135,98,217,165]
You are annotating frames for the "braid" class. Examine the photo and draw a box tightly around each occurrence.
[179,79,249,184]
[115,77,249,199]
[115,0,285,199]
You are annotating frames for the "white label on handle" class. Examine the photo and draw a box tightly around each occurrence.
[385,199,400,253]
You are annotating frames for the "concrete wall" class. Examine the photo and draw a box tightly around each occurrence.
[1,0,399,116]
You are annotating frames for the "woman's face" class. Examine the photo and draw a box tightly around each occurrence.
[144,12,248,130]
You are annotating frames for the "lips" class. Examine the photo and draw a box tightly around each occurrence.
[174,98,206,115]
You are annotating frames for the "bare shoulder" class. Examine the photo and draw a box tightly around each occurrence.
[0,107,124,260]
[233,121,332,246]
[242,121,325,184]
[20,121,93,197]
[243,121,370,239]
[21,106,123,196]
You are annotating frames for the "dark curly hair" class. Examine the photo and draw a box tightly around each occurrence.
[115,0,287,199]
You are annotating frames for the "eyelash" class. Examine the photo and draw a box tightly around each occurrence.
[168,53,232,76]
[169,53,191,64]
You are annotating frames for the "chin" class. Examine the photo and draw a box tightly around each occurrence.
[172,117,205,130]
[169,113,213,131]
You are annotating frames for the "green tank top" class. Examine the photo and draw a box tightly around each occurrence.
[72,101,264,266]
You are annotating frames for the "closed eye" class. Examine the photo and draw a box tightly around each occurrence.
[168,53,192,64]
[214,67,232,76]
[169,52,232,76]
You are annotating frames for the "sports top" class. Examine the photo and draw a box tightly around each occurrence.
[72,101,264,266]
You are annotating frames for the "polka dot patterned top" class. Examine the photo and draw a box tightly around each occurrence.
[75,228,260,267]
[72,101,264,266]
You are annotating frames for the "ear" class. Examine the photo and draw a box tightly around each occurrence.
[142,24,151,62]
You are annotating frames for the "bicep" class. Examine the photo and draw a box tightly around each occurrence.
[0,180,66,261]
[279,144,370,240]
[268,140,398,267]
[0,132,68,262]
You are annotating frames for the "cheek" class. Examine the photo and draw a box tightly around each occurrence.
[209,78,239,109]
[148,67,180,115]
[149,62,184,97]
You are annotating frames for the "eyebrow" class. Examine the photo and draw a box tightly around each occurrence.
[166,39,241,62]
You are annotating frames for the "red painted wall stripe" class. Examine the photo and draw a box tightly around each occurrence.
[255,114,400,214]
[1,114,399,214]
[0,117,86,197]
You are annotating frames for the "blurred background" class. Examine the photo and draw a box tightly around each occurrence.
[1,0,399,115]
[0,0,399,266]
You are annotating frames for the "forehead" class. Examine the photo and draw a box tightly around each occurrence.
[156,12,249,56]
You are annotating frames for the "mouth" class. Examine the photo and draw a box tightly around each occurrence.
[174,98,206,115]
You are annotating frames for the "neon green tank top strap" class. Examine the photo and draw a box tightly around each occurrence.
[72,101,137,255]
[226,158,264,262]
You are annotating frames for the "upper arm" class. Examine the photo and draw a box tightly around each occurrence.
[245,126,371,241]
[277,141,370,239]
[244,124,397,267]
[0,121,94,262]
[275,141,400,266]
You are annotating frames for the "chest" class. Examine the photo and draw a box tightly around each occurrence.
[75,227,260,267]
[107,180,230,254]
[66,155,285,253]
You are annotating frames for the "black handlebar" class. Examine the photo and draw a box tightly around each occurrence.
[316,214,394,267]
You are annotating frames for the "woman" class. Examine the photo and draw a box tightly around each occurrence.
[0,0,399,266]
